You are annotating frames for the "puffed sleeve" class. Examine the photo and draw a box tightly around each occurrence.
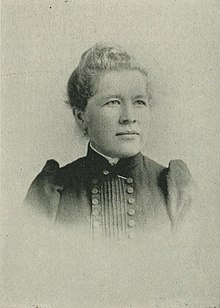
[24,159,63,221]
[166,160,196,231]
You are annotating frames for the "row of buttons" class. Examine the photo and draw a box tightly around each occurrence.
[92,208,135,216]
[92,196,135,205]
[91,176,136,239]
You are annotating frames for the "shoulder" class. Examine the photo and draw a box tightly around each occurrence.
[166,159,195,230]
[167,160,192,187]
[143,155,195,229]
[36,156,87,184]
[24,157,86,217]
[166,160,194,206]
[142,156,167,189]
[143,155,193,189]
[142,155,166,177]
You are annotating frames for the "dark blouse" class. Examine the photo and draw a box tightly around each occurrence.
[24,146,194,240]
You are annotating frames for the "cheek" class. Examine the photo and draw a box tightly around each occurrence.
[138,109,151,124]
[87,110,117,128]
[85,111,115,136]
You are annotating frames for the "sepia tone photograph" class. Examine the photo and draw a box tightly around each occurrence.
[1,1,220,307]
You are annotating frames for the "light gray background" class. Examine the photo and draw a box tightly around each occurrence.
[1,1,220,307]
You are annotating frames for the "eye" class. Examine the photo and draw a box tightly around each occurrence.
[135,100,147,107]
[104,100,121,106]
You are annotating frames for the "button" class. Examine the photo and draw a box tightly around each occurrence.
[128,197,135,204]
[92,209,99,216]
[127,187,134,194]
[103,170,110,175]
[126,177,133,184]
[128,220,135,227]
[128,209,135,216]
[92,188,99,194]
[92,198,99,205]
[93,221,100,227]
[128,231,135,239]
[92,178,98,184]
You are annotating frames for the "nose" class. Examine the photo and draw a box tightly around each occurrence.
[119,104,136,124]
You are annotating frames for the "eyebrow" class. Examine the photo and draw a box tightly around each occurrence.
[100,94,124,100]
[99,94,148,100]
[133,95,148,99]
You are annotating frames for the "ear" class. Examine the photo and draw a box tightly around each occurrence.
[73,108,87,131]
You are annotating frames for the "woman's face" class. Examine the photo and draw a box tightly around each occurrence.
[78,70,151,158]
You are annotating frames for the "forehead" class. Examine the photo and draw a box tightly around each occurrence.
[95,70,148,97]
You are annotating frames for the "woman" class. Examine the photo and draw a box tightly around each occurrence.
[24,43,194,240]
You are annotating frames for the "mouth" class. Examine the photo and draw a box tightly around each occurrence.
[116,131,140,136]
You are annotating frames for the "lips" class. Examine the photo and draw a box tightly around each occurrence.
[116,131,139,136]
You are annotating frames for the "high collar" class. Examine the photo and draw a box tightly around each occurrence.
[89,143,119,165]
[86,144,143,177]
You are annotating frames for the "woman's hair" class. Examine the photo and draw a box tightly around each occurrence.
[67,42,150,111]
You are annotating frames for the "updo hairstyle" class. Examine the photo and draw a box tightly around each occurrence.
[67,42,150,111]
